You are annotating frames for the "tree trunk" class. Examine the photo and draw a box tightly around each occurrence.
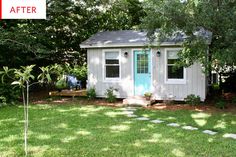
[22,87,27,156]
[25,81,29,156]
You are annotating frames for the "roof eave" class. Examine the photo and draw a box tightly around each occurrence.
[80,42,185,49]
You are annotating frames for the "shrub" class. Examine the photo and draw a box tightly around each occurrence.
[215,100,226,109]
[55,77,67,91]
[0,83,20,105]
[105,87,118,103]
[184,94,201,106]
[0,96,7,107]
[212,83,220,91]
[87,87,96,100]
[70,64,87,82]
[232,96,236,104]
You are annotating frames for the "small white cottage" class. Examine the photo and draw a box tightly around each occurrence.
[80,30,212,101]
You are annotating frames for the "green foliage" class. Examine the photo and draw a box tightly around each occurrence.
[69,64,87,82]
[0,84,20,105]
[37,66,52,83]
[0,67,20,104]
[0,0,144,68]
[212,83,220,91]
[144,92,152,100]
[87,87,96,100]
[215,100,226,109]
[105,87,118,103]
[232,96,236,104]
[144,92,152,97]
[50,64,65,80]
[142,0,236,72]
[0,96,7,107]
[55,77,67,90]
[184,94,201,106]
[12,65,35,87]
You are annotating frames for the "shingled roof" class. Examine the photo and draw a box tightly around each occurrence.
[80,30,212,48]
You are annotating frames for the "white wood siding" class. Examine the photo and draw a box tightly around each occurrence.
[87,47,206,101]
[87,48,133,98]
[151,48,206,101]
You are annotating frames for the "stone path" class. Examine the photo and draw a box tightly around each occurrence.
[126,114,138,118]
[223,133,236,139]
[135,117,150,121]
[203,130,217,135]
[122,107,236,140]
[167,123,180,127]
[121,108,137,118]
[122,111,134,115]
[182,126,198,131]
[150,119,164,124]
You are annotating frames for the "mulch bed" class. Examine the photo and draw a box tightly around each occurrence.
[147,103,236,114]
[30,90,236,113]
[31,97,236,114]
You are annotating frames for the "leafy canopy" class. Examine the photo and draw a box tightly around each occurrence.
[142,0,236,71]
[0,0,145,68]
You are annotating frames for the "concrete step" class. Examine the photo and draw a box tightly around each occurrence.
[123,96,154,107]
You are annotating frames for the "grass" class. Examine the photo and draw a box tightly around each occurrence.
[0,103,236,157]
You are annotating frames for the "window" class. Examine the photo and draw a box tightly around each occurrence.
[165,49,186,84]
[104,51,120,80]
[137,54,149,73]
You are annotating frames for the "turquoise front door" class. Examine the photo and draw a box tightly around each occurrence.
[134,50,151,96]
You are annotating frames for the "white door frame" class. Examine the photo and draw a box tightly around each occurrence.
[131,48,153,96]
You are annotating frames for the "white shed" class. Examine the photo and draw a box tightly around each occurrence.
[80,30,212,101]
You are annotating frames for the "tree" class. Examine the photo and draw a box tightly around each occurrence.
[142,0,236,73]
[0,64,62,156]
[0,0,146,68]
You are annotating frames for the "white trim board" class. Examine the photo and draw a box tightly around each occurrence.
[102,49,122,82]
[164,48,187,84]
[80,42,183,49]
[132,48,153,96]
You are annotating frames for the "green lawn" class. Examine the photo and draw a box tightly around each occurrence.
[0,104,236,157]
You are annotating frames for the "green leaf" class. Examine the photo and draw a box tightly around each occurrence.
[11,81,21,85]
[46,74,52,82]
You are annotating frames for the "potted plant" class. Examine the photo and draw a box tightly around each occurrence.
[144,92,152,100]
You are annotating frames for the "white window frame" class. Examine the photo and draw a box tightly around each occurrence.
[103,49,121,82]
[164,48,186,84]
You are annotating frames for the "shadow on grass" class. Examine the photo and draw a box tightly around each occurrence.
[0,104,235,157]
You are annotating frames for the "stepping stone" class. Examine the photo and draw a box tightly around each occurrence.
[122,111,134,115]
[135,117,150,121]
[120,108,137,111]
[202,130,217,135]
[125,108,137,111]
[126,114,138,118]
[223,133,236,139]
[167,123,180,127]
[150,119,164,124]
[182,126,198,130]
[119,108,127,111]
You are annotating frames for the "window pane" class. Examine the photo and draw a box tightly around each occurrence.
[167,50,178,59]
[105,51,119,59]
[168,66,184,79]
[106,59,119,64]
[106,66,119,78]
[137,54,149,74]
